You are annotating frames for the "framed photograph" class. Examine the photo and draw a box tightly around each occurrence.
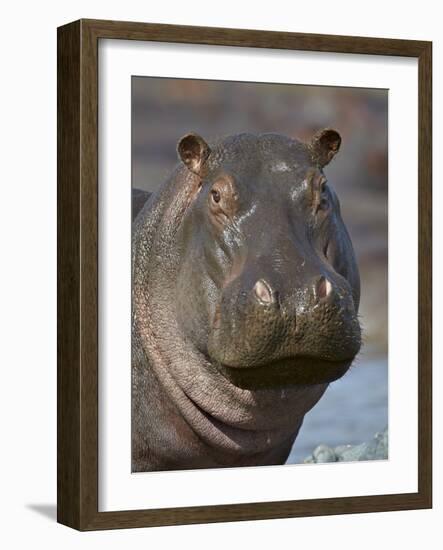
[57,19,432,530]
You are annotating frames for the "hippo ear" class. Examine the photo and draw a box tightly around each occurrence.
[309,128,342,167]
[177,133,211,175]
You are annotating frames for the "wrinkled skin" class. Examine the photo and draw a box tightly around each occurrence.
[132,130,361,472]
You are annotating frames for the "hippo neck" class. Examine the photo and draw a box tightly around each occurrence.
[132,167,327,460]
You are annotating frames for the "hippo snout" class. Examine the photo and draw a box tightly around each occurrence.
[207,269,361,388]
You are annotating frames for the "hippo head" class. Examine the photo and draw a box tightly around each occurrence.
[175,131,361,390]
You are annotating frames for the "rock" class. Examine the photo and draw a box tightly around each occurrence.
[312,444,337,463]
[304,428,388,464]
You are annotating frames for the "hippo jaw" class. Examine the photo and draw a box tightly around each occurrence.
[216,357,354,390]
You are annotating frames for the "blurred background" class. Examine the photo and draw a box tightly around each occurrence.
[132,77,388,463]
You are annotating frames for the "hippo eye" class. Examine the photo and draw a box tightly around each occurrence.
[316,180,330,213]
[208,177,238,224]
[324,241,329,258]
[319,197,329,210]
[211,189,221,203]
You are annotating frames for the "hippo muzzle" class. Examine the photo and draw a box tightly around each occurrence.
[207,240,361,389]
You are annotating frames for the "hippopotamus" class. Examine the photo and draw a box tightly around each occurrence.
[132,130,361,472]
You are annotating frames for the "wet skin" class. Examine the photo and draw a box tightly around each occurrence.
[131,130,361,471]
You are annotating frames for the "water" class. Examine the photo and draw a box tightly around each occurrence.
[287,356,388,463]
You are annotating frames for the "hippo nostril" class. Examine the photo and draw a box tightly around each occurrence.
[253,279,273,304]
[316,276,333,301]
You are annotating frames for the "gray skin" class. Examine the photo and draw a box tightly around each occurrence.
[132,130,361,472]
